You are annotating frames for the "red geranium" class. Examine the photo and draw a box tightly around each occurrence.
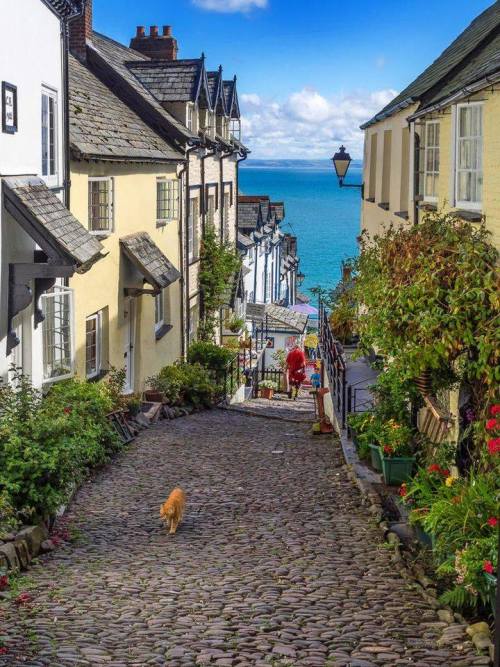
[63,406,72,415]
[399,483,407,497]
[383,445,393,455]
[428,464,441,474]
[0,575,8,591]
[0,647,7,655]
[15,592,32,605]
[483,560,494,575]
[487,517,498,527]
[490,404,500,417]
[441,469,450,477]
[487,438,500,455]
[485,418,498,431]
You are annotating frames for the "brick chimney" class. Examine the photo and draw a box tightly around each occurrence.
[130,25,178,60]
[69,0,92,61]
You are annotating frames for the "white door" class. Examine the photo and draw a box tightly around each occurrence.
[124,298,135,393]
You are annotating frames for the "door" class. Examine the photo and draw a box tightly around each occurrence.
[124,297,135,394]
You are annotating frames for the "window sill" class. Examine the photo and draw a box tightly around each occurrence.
[451,209,483,223]
[90,231,113,240]
[155,323,173,341]
[189,257,200,266]
[364,197,375,203]
[377,202,390,211]
[418,202,437,212]
[156,219,175,228]
[87,369,109,383]
[394,211,409,220]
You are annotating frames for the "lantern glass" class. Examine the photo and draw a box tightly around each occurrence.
[331,145,352,180]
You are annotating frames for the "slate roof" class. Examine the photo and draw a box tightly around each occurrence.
[361,1,500,128]
[69,55,183,162]
[89,32,198,144]
[120,232,181,290]
[265,304,308,334]
[127,59,205,104]
[3,176,103,268]
[238,200,263,229]
[417,30,500,111]
[223,79,240,119]
[270,202,285,221]
[207,70,226,113]
[237,232,255,250]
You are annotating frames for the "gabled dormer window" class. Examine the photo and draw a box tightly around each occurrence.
[230,119,241,141]
[187,104,198,133]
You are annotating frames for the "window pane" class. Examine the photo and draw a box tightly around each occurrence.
[49,97,55,176]
[89,180,111,231]
[42,288,73,381]
[41,95,49,176]
[86,316,98,377]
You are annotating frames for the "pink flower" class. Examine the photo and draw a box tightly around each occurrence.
[487,517,498,528]
[487,438,500,455]
[483,560,494,575]
[490,404,500,417]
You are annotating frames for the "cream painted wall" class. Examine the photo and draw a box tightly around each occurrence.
[69,161,182,392]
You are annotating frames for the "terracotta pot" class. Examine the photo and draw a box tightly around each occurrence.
[261,387,274,400]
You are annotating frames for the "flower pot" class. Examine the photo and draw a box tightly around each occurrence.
[143,390,164,403]
[414,524,435,549]
[369,443,382,471]
[261,387,274,400]
[381,455,415,485]
[484,572,497,617]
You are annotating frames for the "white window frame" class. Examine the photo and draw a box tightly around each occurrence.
[187,103,194,132]
[230,119,241,141]
[157,178,179,224]
[41,285,75,384]
[41,86,59,186]
[85,312,102,379]
[423,120,440,203]
[454,102,483,211]
[155,291,164,332]
[88,177,114,235]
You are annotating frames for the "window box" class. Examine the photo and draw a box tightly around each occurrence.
[381,455,415,486]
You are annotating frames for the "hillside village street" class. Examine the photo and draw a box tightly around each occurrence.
[0,397,482,667]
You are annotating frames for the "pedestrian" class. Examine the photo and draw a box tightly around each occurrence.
[286,344,306,400]
[310,363,321,390]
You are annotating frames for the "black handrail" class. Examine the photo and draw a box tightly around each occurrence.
[318,300,348,428]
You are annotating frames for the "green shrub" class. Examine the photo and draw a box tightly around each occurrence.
[0,373,120,522]
[148,362,219,408]
[187,341,235,371]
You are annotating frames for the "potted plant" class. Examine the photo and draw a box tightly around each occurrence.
[125,395,142,418]
[379,421,415,485]
[225,316,245,334]
[260,379,277,400]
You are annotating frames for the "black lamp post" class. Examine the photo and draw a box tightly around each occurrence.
[331,145,363,192]
[297,271,305,287]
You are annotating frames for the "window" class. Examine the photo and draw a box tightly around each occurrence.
[86,312,101,379]
[266,273,272,302]
[216,115,223,137]
[157,179,179,223]
[249,290,254,302]
[381,129,392,205]
[187,104,194,132]
[41,285,74,382]
[456,103,483,208]
[89,177,113,234]
[248,246,254,264]
[41,88,58,183]
[206,194,216,227]
[223,192,231,240]
[230,119,241,141]
[155,291,164,331]
[424,121,440,201]
[188,197,199,261]
[368,133,378,200]
[189,305,198,343]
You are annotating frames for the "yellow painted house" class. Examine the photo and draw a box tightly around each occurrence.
[361,1,500,250]
[68,53,184,393]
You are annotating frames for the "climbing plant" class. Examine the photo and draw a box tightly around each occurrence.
[198,224,241,341]
[354,211,499,409]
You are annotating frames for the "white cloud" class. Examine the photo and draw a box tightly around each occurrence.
[193,0,267,12]
[240,87,398,159]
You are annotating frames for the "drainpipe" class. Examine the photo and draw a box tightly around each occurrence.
[263,242,269,304]
[182,144,199,353]
[253,241,259,304]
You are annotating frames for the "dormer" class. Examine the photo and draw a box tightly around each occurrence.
[224,76,241,141]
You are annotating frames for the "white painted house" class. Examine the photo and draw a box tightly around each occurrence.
[0,0,104,387]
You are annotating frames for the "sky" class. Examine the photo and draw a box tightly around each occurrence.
[94,0,494,159]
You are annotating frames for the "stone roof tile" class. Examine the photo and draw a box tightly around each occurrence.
[120,232,180,290]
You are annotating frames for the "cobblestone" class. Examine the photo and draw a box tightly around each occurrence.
[0,399,479,665]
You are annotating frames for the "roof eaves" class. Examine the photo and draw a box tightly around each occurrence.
[360,97,415,130]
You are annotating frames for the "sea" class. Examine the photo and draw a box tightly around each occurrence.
[239,159,362,302]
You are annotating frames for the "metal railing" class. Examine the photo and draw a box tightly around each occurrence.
[318,300,347,428]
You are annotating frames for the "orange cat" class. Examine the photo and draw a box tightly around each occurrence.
[160,488,186,534]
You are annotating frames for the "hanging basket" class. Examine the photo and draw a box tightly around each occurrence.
[414,369,432,396]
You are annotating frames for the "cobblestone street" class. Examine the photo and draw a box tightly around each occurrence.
[0,399,482,667]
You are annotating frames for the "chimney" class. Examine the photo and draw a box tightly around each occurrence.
[69,0,93,61]
[130,23,178,60]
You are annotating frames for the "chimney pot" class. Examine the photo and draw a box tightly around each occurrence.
[130,23,178,60]
[150,25,158,37]
[136,26,145,37]
[163,25,172,37]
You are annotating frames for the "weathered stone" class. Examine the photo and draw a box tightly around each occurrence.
[14,539,31,569]
[471,633,492,651]
[437,609,454,623]
[466,621,490,637]
[40,539,56,553]
[16,525,48,557]
[0,541,20,570]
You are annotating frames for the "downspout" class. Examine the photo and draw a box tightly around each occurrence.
[253,240,258,304]
[263,242,268,304]
[201,146,217,236]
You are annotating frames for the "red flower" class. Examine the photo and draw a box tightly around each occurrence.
[383,445,393,455]
[483,560,494,575]
[487,438,500,455]
[486,418,498,431]
[399,483,407,497]
[15,592,32,605]
[0,647,7,655]
[0,575,8,591]
[490,404,500,417]
[428,464,441,474]
[487,517,498,527]
[441,469,450,477]
[63,406,72,415]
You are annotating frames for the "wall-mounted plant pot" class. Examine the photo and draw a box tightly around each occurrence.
[261,387,274,400]
[381,455,415,485]
[414,524,435,549]
[143,390,164,403]
[368,443,382,471]
[484,572,497,617]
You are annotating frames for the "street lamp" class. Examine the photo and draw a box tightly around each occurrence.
[331,145,363,191]
[297,271,305,287]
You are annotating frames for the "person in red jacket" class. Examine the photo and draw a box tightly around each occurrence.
[286,344,306,400]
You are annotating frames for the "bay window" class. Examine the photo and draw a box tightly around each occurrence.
[455,103,483,209]
[41,285,74,382]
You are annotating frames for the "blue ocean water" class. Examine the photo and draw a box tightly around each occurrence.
[239,160,362,299]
